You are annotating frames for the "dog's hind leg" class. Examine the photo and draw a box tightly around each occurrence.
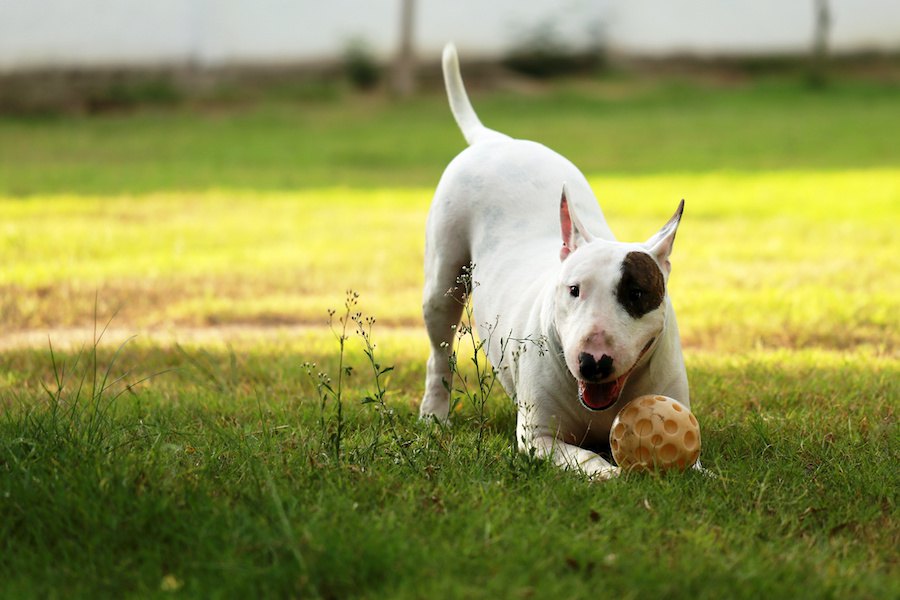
[419,242,469,422]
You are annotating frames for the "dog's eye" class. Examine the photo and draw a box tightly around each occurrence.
[629,287,644,302]
[569,285,580,298]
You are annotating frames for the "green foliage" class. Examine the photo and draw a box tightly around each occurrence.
[86,79,183,112]
[344,39,381,91]
[503,18,606,78]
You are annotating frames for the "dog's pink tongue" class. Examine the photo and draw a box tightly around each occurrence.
[579,380,621,411]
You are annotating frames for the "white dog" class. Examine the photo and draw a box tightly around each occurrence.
[419,44,690,480]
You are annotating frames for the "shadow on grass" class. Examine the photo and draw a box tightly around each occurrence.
[1,335,896,597]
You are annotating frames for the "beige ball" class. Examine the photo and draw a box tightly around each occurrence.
[610,394,701,471]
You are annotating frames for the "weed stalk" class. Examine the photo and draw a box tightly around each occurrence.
[355,312,417,470]
[446,264,547,461]
[303,290,358,463]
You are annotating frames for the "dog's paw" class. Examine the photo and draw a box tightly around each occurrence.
[587,464,620,482]
[418,394,450,424]
[417,410,451,427]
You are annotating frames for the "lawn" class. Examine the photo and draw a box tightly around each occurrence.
[1,76,898,598]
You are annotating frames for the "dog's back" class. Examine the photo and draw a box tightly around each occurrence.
[434,44,614,252]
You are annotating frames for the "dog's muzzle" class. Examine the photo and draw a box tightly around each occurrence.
[577,338,656,411]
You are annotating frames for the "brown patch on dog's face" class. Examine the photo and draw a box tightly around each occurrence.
[616,251,665,319]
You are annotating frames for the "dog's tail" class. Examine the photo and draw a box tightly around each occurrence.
[443,43,509,145]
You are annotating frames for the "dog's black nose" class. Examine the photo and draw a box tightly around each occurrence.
[578,352,614,380]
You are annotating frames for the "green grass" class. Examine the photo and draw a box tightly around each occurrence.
[1,77,898,598]
[1,333,896,598]
[1,78,898,195]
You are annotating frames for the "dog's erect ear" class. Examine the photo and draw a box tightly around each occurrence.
[644,199,684,275]
[559,184,593,261]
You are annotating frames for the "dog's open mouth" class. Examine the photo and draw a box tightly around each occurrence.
[577,338,656,412]
[578,377,628,411]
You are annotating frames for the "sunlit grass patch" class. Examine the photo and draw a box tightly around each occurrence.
[592,169,899,353]
[0,187,429,329]
[2,168,897,354]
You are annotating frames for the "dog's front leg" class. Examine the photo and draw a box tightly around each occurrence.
[524,435,619,481]
[514,361,619,481]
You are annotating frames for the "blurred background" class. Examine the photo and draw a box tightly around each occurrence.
[1,0,899,111]
[1,1,898,344]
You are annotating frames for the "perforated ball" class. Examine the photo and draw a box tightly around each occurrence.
[609,394,701,471]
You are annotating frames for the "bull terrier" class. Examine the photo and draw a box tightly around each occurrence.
[419,44,690,480]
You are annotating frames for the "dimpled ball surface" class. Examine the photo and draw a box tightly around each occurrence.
[610,394,701,471]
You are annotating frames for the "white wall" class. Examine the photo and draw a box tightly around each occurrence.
[0,0,898,72]
[605,0,900,56]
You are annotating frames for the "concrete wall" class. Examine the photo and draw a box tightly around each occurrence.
[605,0,900,56]
[1,0,898,72]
